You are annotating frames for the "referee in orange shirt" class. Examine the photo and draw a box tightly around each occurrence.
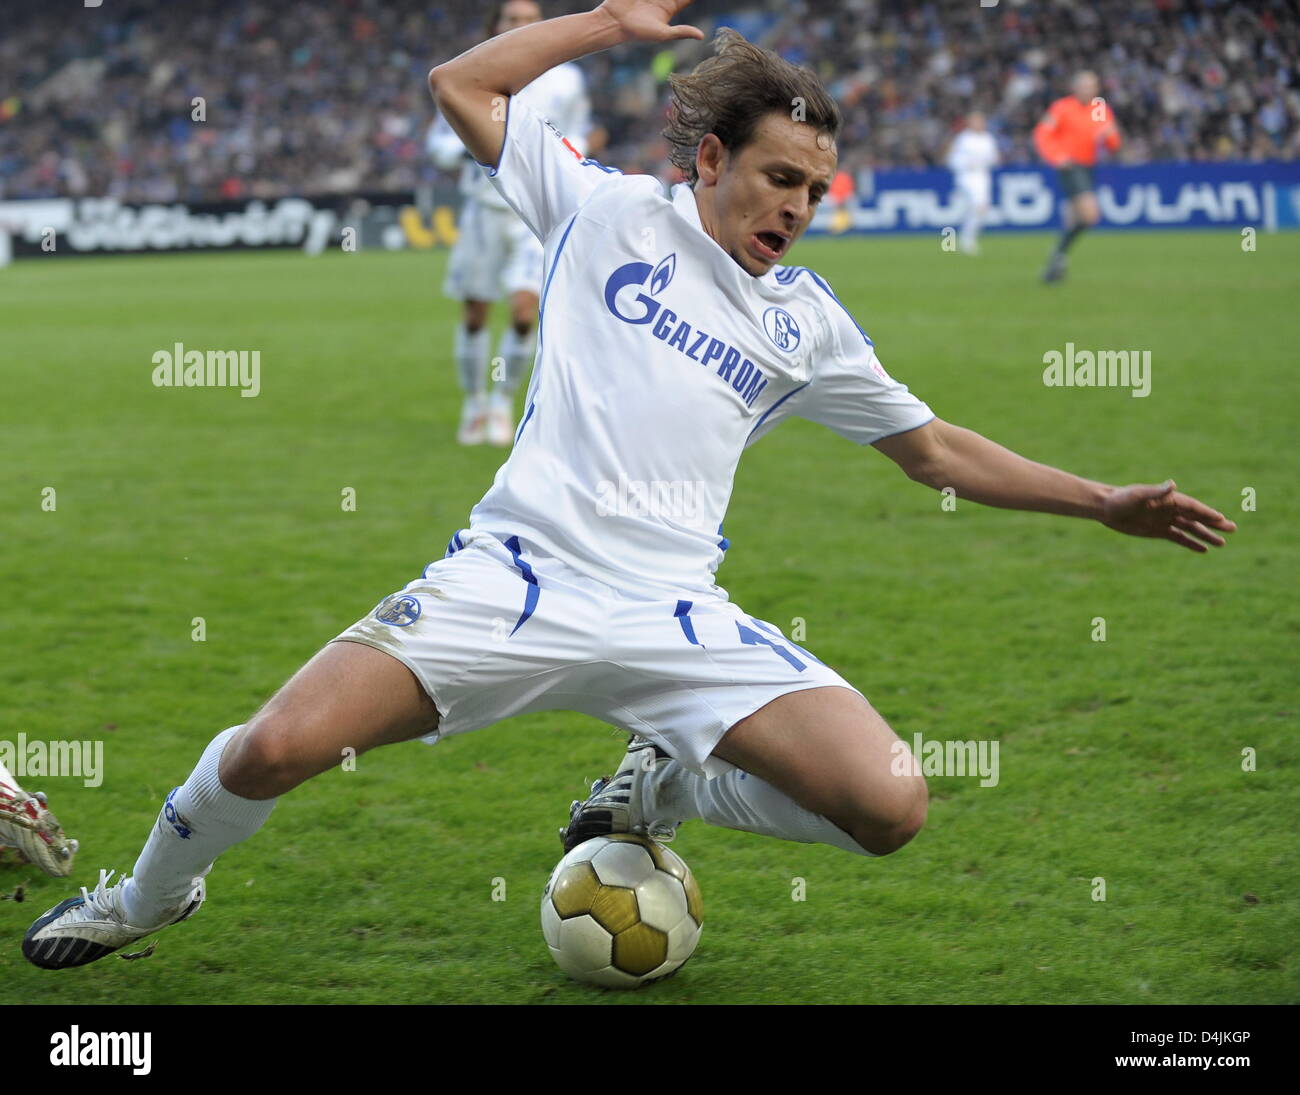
[1034,71,1121,283]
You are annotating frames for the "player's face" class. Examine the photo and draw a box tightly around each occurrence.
[1074,72,1099,101]
[495,0,543,36]
[699,112,837,278]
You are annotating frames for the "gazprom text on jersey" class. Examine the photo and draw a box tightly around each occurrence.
[604,256,770,408]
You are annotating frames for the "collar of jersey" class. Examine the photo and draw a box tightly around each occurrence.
[670,182,705,232]
[670,182,782,287]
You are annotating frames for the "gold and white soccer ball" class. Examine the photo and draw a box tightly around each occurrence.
[541,834,703,988]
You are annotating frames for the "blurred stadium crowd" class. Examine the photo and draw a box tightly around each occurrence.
[2,0,1297,203]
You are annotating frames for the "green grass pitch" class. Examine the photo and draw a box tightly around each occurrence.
[2,230,1296,1004]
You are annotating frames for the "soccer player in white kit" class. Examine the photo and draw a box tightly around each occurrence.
[946,112,999,255]
[25,0,1237,970]
[428,0,592,446]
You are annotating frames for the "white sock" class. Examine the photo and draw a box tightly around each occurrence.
[495,325,535,399]
[454,324,490,396]
[653,760,877,857]
[121,726,276,927]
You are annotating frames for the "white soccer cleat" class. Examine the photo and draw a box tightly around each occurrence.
[486,394,515,447]
[456,395,487,445]
[23,869,204,970]
[560,736,681,852]
[0,783,78,878]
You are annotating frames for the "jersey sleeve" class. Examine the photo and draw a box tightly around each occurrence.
[484,94,621,241]
[792,290,934,445]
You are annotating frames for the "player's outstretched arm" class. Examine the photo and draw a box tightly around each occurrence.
[1100,117,1122,152]
[873,418,1237,553]
[428,1,702,170]
[1033,106,1064,166]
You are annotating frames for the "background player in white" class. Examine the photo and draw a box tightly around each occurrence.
[25,0,1236,970]
[0,758,77,877]
[428,0,593,445]
[946,111,999,255]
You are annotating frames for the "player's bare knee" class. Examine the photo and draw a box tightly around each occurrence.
[854,814,924,856]
[852,778,928,855]
[220,718,306,799]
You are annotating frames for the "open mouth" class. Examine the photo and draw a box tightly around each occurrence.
[752,230,789,261]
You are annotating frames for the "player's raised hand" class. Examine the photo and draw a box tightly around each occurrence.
[596,0,705,44]
[1101,480,1237,552]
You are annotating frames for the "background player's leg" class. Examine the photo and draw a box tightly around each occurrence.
[498,289,538,399]
[487,288,538,444]
[1058,191,1098,251]
[1045,188,1098,281]
[958,184,980,254]
[656,686,926,857]
[967,177,991,254]
[485,203,541,442]
[456,298,491,444]
[1074,191,1100,236]
[121,641,439,926]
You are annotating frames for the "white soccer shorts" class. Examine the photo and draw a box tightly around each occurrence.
[955,170,992,210]
[330,530,863,778]
[442,200,544,302]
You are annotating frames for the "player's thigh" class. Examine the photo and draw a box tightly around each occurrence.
[222,641,440,797]
[712,685,926,838]
[1074,190,1100,225]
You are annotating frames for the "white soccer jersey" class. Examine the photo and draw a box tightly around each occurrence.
[464,96,934,602]
[428,62,591,211]
[947,130,999,174]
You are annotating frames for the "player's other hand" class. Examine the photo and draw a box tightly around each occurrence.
[1101,480,1237,552]
[596,0,705,44]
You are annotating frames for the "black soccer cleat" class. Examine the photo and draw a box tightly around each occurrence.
[23,869,204,970]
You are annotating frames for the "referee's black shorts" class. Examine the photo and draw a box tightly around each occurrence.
[1057,165,1096,198]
